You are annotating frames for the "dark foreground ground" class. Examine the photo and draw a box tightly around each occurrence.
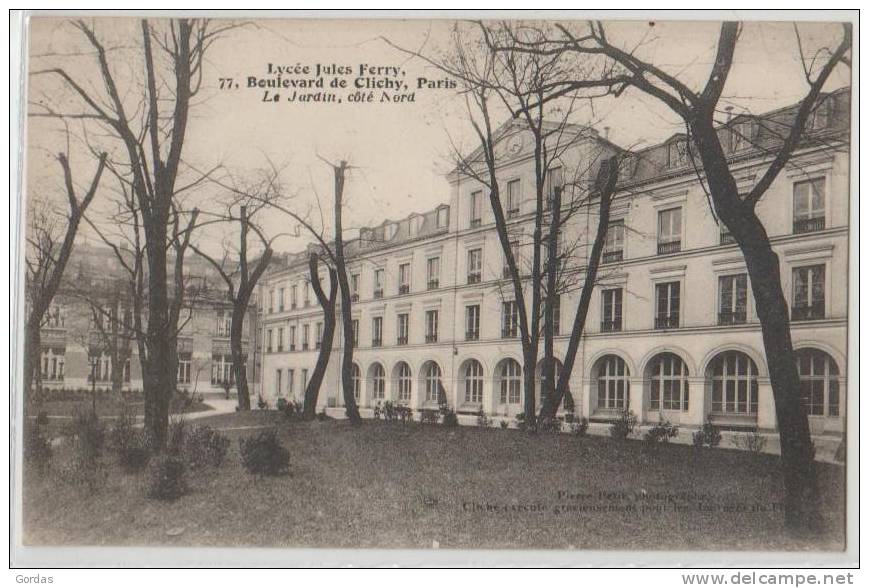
[23,412,845,551]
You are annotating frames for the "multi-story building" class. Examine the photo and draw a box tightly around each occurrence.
[32,243,261,398]
[258,88,849,437]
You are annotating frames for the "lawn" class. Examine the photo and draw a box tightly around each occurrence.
[22,414,845,551]
[33,395,213,418]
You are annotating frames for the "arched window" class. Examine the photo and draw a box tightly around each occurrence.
[537,357,568,408]
[351,363,361,401]
[707,351,758,415]
[463,360,484,404]
[370,363,385,400]
[797,349,840,417]
[499,359,522,405]
[396,362,412,403]
[597,355,629,410]
[423,362,442,404]
[648,353,689,411]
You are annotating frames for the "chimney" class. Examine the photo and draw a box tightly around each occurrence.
[725,106,734,122]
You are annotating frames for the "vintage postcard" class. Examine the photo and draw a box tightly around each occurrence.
[10,10,857,567]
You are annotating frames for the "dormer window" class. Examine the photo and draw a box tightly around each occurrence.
[436,206,449,229]
[385,222,398,240]
[667,139,688,168]
[809,97,833,131]
[617,155,636,182]
[730,118,755,152]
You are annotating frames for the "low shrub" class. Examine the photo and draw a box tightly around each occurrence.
[538,415,563,434]
[568,416,589,437]
[395,404,413,423]
[440,405,459,428]
[644,421,680,444]
[185,425,230,469]
[499,419,509,430]
[109,409,151,473]
[24,423,52,473]
[239,429,289,476]
[834,439,845,463]
[317,409,329,421]
[692,418,722,449]
[419,408,440,425]
[475,408,491,428]
[67,410,106,464]
[731,429,768,453]
[277,398,302,420]
[609,410,637,440]
[257,395,269,410]
[166,416,187,457]
[515,412,527,431]
[147,456,189,501]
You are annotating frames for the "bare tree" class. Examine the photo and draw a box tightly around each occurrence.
[190,203,275,411]
[391,22,616,426]
[304,253,338,418]
[24,152,107,407]
[31,18,237,448]
[498,20,850,532]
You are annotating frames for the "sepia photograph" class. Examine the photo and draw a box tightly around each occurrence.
[9,10,857,567]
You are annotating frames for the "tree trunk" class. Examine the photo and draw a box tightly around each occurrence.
[691,118,819,533]
[231,304,250,411]
[143,214,172,449]
[24,317,42,412]
[541,189,561,417]
[305,257,338,419]
[331,162,361,423]
[542,157,618,419]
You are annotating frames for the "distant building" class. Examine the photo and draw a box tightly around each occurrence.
[251,89,851,437]
[32,243,261,398]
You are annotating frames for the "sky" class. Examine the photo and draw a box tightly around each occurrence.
[24,16,851,258]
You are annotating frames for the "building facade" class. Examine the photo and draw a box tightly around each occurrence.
[33,244,261,398]
[259,89,849,436]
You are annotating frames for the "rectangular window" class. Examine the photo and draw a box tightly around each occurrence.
[720,224,736,245]
[506,179,521,217]
[545,166,564,210]
[266,329,273,352]
[177,352,192,384]
[215,309,231,337]
[302,369,308,393]
[350,273,360,302]
[276,369,282,396]
[302,324,309,350]
[503,240,520,278]
[269,290,275,313]
[469,190,482,227]
[372,316,383,347]
[502,301,519,338]
[289,326,296,351]
[278,287,285,312]
[277,327,284,352]
[466,305,480,340]
[655,281,680,329]
[467,248,482,284]
[211,354,234,386]
[793,179,826,234]
[427,257,440,289]
[792,264,825,320]
[397,313,409,345]
[603,220,625,263]
[718,274,748,325]
[288,369,295,396]
[352,319,359,348]
[291,285,298,309]
[601,288,623,332]
[315,322,323,349]
[398,263,411,294]
[303,282,311,306]
[374,269,384,298]
[425,310,439,343]
[657,207,682,254]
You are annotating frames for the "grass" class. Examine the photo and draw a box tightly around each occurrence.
[33,396,213,418]
[23,414,845,551]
